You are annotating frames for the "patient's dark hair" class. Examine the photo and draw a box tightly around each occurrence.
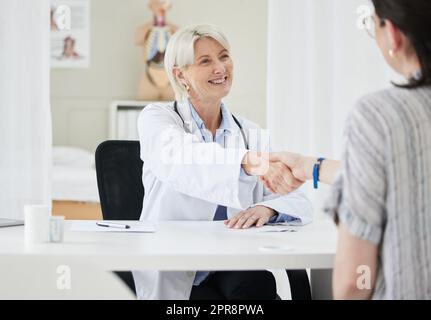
[372,0,431,88]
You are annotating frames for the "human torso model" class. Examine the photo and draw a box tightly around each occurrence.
[135,0,177,101]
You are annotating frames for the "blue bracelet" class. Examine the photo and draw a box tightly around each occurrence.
[313,158,325,189]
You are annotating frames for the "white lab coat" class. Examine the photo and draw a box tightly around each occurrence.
[133,100,313,300]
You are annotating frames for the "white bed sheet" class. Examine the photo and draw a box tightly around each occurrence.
[52,164,100,203]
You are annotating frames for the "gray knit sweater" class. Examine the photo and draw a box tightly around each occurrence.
[324,85,431,299]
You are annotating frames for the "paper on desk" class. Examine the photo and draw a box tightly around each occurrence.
[266,220,311,226]
[70,220,156,233]
[226,224,300,234]
[256,225,300,233]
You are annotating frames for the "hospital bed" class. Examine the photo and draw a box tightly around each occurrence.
[52,146,102,220]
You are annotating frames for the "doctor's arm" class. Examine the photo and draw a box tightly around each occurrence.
[138,107,267,209]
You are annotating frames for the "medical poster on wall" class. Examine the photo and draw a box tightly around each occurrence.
[50,0,90,68]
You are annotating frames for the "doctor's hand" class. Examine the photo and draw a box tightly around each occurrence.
[225,206,276,229]
[259,159,304,195]
[241,151,270,176]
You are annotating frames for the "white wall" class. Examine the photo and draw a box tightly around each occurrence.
[51,0,268,152]
[267,0,397,218]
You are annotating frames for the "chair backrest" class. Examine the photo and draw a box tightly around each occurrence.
[95,140,144,220]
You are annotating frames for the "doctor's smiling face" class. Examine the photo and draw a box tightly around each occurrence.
[179,37,233,104]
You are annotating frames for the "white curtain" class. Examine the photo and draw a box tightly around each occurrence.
[267,0,397,215]
[0,0,52,219]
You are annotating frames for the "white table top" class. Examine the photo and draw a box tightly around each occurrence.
[0,218,337,271]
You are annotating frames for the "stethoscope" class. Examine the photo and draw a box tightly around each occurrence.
[173,101,249,150]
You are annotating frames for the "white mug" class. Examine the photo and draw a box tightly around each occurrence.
[24,205,51,244]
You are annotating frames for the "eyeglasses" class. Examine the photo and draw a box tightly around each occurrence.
[362,15,376,39]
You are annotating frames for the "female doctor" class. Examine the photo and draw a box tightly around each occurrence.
[134,24,313,300]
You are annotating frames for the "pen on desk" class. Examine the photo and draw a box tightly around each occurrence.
[96,222,130,229]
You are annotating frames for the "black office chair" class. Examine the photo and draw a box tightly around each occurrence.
[95,140,312,300]
[95,140,143,296]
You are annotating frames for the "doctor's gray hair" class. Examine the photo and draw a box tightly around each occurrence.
[164,24,231,102]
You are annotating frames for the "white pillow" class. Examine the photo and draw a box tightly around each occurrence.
[53,146,95,168]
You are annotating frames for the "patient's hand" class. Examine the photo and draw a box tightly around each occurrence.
[265,152,339,192]
[225,206,275,229]
[260,159,304,195]
[269,152,318,182]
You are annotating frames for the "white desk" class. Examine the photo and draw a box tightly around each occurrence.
[0,219,336,270]
[0,218,337,298]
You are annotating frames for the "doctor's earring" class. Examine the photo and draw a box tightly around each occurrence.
[389,49,395,58]
[184,83,190,92]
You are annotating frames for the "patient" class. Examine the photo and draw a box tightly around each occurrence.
[261,0,431,300]
[134,24,313,300]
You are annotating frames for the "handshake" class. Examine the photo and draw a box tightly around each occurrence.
[242,151,319,195]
